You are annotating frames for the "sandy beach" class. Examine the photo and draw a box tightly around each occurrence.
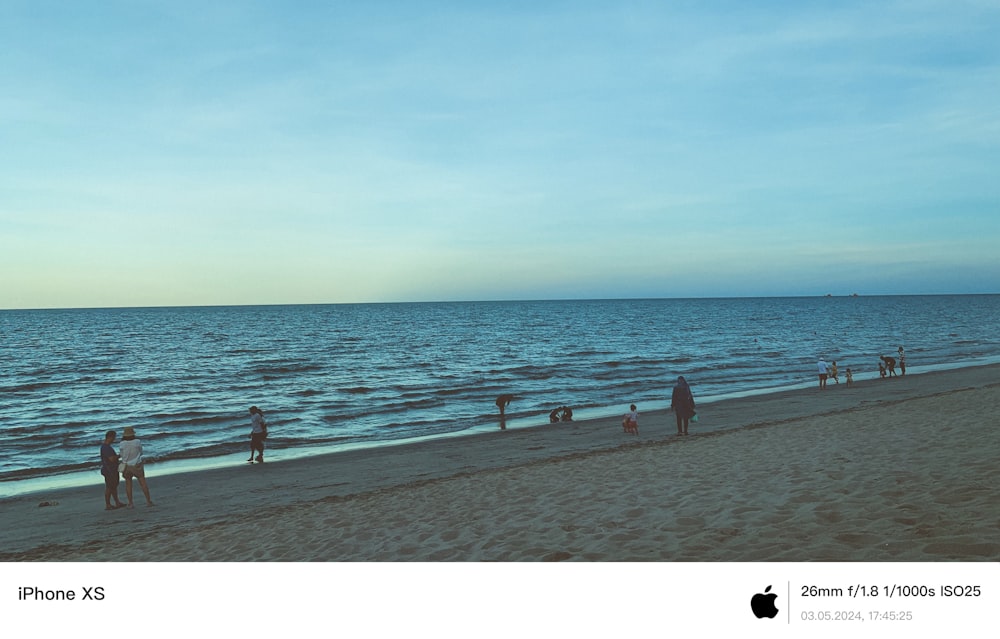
[2,364,998,562]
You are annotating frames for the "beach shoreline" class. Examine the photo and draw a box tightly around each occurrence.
[2,363,998,561]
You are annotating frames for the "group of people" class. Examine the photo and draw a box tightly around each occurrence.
[619,376,697,436]
[99,405,267,509]
[99,426,154,510]
[548,406,574,423]
[818,345,906,389]
[879,347,906,378]
[496,375,697,438]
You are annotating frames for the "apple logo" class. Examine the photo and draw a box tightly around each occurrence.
[750,585,778,619]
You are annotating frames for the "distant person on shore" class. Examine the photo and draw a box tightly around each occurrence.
[879,360,887,379]
[100,430,125,510]
[622,404,639,435]
[495,394,513,417]
[670,376,696,435]
[817,359,830,390]
[881,355,898,377]
[248,406,268,463]
[561,406,573,422]
[829,361,839,384]
[845,368,854,387]
[120,427,154,508]
[549,408,561,423]
[898,346,906,375]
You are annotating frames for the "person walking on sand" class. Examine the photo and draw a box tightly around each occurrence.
[100,430,125,510]
[120,427,154,508]
[248,405,268,463]
[817,359,830,390]
[898,346,906,375]
[670,376,696,435]
[829,361,840,384]
[622,404,639,435]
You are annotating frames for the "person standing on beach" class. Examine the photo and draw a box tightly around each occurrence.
[248,406,267,463]
[829,361,839,384]
[817,359,830,389]
[898,346,906,375]
[100,430,125,510]
[622,404,639,435]
[670,376,696,435]
[120,427,154,508]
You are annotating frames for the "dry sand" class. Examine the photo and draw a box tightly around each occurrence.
[2,365,998,561]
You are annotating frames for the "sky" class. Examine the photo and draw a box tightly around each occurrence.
[2,0,999,309]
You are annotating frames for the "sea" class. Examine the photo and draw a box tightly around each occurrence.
[3,295,999,497]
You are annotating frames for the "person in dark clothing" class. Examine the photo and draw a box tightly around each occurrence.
[670,376,696,436]
[100,430,125,510]
[495,394,514,416]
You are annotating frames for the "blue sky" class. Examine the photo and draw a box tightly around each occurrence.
[2,1,998,309]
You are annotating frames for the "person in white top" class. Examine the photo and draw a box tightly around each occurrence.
[622,404,639,435]
[119,426,154,508]
[817,359,830,390]
[248,406,268,463]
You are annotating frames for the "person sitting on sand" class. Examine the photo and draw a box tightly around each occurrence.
[120,427,154,508]
[248,405,267,463]
[100,430,125,510]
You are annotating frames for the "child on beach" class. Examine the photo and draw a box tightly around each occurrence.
[845,368,854,387]
[879,361,886,379]
[898,346,906,375]
[622,404,639,435]
[248,406,267,463]
[830,361,839,384]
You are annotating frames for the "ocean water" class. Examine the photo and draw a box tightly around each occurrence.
[3,295,999,495]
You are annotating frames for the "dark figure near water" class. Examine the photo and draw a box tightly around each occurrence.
[561,406,573,422]
[670,376,696,436]
[100,430,125,510]
[880,355,898,377]
[898,346,906,375]
[495,394,514,416]
[549,408,561,423]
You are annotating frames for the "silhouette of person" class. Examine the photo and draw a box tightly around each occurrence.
[670,376,696,435]
[898,346,906,375]
[495,394,513,416]
[880,355,897,377]
[100,430,125,510]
